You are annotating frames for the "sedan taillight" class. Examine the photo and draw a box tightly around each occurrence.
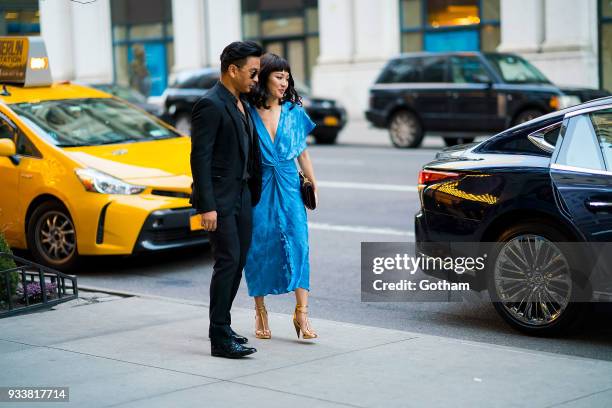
[418,169,461,186]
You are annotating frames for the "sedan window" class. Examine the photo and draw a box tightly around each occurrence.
[589,109,612,170]
[555,115,605,171]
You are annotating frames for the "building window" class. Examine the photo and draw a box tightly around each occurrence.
[400,0,500,53]
[601,0,612,92]
[0,0,39,36]
[110,0,173,97]
[241,0,319,86]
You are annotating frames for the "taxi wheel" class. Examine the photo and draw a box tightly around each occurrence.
[27,201,79,271]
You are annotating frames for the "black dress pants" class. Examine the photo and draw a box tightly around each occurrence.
[208,184,252,339]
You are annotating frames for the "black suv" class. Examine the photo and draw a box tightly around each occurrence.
[366,52,609,148]
[161,68,347,144]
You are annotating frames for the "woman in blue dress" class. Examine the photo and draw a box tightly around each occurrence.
[245,53,318,340]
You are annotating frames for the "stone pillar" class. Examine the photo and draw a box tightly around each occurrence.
[534,0,598,87]
[498,0,544,53]
[353,0,399,62]
[205,0,241,69]
[498,0,599,88]
[317,0,354,65]
[171,0,207,74]
[39,0,74,81]
[69,0,113,83]
[312,0,400,118]
[40,0,113,83]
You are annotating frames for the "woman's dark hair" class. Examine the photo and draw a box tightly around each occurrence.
[220,41,263,73]
[249,53,302,109]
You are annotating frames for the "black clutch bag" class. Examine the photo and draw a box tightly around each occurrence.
[299,172,316,210]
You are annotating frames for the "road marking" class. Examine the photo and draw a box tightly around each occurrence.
[308,222,414,237]
[313,158,364,166]
[317,181,418,192]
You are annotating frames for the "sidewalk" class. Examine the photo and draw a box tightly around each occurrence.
[1,290,612,408]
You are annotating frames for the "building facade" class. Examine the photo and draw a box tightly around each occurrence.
[14,0,611,116]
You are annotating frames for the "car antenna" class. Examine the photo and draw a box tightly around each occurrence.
[0,85,10,96]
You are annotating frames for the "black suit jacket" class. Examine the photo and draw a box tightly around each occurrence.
[190,82,262,216]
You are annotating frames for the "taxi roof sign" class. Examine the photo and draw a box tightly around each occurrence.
[0,37,52,87]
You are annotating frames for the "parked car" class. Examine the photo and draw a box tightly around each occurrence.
[366,52,610,148]
[161,68,347,144]
[0,37,205,271]
[89,83,165,118]
[415,96,612,335]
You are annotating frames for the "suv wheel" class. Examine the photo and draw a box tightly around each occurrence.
[512,109,543,126]
[488,222,586,336]
[443,137,474,147]
[175,113,192,136]
[27,201,78,271]
[389,111,423,148]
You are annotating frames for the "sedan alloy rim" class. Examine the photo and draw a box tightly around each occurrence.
[36,211,76,264]
[494,235,572,326]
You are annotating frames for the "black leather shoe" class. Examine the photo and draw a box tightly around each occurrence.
[211,338,257,359]
[230,328,249,344]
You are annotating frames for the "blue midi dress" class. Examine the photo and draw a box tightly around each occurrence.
[244,101,316,297]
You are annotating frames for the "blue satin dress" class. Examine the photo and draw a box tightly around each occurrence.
[244,101,315,297]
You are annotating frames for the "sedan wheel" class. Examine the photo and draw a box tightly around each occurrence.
[488,222,586,335]
[493,235,572,327]
[389,111,423,148]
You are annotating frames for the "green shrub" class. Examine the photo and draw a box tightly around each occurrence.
[0,232,18,303]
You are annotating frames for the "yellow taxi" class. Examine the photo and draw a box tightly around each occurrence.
[0,37,203,270]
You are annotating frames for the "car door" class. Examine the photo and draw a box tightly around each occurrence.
[416,55,454,130]
[550,107,612,242]
[0,111,21,243]
[448,55,501,132]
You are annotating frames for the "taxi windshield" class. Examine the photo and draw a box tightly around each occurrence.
[10,98,180,147]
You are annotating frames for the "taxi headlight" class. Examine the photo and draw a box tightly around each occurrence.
[75,168,145,195]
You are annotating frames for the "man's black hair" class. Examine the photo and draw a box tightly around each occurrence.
[220,41,263,73]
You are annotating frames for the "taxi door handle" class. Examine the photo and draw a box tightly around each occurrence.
[20,174,32,179]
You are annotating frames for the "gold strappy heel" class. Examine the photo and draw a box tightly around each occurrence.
[293,304,318,339]
[255,305,271,339]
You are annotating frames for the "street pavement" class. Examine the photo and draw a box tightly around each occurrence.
[2,119,611,407]
[1,291,612,408]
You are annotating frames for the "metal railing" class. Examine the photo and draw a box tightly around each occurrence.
[0,252,78,318]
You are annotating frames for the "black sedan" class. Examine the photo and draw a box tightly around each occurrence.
[160,68,347,144]
[415,96,612,335]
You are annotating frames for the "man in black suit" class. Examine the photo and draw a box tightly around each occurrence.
[190,41,263,358]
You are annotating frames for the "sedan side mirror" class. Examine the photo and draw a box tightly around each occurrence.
[0,138,16,157]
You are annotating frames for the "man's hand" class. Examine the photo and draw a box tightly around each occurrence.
[200,211,218,231]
